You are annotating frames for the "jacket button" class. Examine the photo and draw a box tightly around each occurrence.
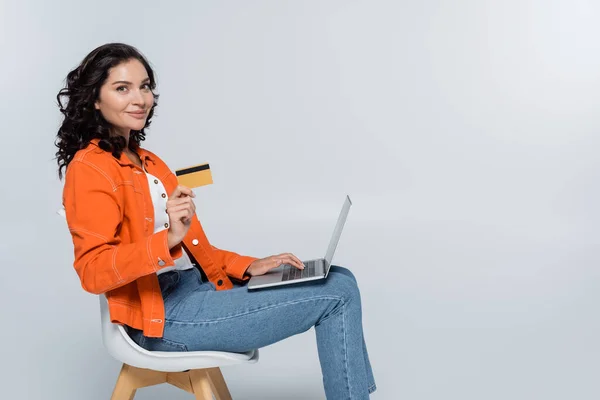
[154,179,159,184]
[217,279,223,286]
[158,260,165,267]
[164,223,169,228]
[192,239,199,246]
[161,193,166,198]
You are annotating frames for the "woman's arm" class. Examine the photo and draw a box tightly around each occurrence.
[210,245,258,282]
[209,247,304,280]
[63,160,182,294]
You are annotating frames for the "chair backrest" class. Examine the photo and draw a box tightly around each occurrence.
[58,207,144,363]
[99,293,158,365]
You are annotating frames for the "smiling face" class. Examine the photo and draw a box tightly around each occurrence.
[94,58,155,139]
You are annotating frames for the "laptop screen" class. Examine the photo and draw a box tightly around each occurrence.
[324,195,352,273]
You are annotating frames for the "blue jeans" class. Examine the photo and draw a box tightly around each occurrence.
[127,266,376,399]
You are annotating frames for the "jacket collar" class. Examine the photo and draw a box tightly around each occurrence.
[89,138,155,168]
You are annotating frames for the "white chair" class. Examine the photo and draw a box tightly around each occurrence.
[100,295,258,399]
[58,208,259,399]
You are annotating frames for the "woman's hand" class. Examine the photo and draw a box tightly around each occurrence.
[166,185,196,249]
[245,253,305,277]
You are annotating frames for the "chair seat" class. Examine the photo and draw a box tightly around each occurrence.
[100,295,259,372]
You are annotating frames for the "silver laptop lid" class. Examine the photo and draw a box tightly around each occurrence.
[324,195,352,275]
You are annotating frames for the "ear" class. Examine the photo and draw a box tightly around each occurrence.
[94,101,100,110]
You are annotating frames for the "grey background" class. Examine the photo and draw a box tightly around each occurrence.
[1,0,599,399]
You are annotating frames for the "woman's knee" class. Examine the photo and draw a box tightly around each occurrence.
[326,268,361,303]
[329,265,357,283]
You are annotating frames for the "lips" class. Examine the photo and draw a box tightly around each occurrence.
[127,111,147,119]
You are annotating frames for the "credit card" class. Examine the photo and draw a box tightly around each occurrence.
[175,163,213,188]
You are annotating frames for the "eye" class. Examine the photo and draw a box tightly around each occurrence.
[116,86,128,92]
[141,83,151,90]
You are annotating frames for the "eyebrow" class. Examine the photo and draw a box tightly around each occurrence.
[111,78,151,85]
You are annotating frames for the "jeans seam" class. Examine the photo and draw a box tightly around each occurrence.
[166,296,344,325]
[342,302,351,399]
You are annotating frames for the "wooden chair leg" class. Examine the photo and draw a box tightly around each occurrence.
[207,368,233,400]
[110,364,167,400]
[189,369,214,400]
[111,376,136,400]
[166,371,194,393]
[111,364,234,400]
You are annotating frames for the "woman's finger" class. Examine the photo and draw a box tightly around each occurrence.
[167,203,194,213]
[167,204,195,221]
[167,196,195,207]
[287,255,305,270]
[285,253,305,268]
[278,255,304,270]
[168,207,191,221]
[170,185,195,199]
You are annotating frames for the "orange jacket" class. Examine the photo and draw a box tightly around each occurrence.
[63,139,257,337]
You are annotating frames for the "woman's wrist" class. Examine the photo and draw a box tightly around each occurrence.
[244,261,256,277]
[167,231,182,249]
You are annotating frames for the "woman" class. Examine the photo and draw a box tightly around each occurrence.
[56,43,376,399]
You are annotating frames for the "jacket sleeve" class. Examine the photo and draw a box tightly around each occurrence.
[210,245,258,281]
[63,160,182,294]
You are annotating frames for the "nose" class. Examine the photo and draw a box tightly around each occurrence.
[131,88,146,107]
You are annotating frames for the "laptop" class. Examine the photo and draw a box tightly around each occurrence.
[247,195,352,290]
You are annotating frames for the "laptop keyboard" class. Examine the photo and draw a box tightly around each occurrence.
[282,261,317,281]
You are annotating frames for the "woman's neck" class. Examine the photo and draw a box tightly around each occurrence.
[123,147,142,168]
[112,128,131,148]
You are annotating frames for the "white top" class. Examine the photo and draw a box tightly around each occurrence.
[144,168,195,275]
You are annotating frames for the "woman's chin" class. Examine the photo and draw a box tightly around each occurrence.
[128,122,147,132]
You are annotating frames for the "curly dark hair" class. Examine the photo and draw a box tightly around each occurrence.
[54,43,159,179]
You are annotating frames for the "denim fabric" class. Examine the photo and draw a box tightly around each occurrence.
[127,266,376,399]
